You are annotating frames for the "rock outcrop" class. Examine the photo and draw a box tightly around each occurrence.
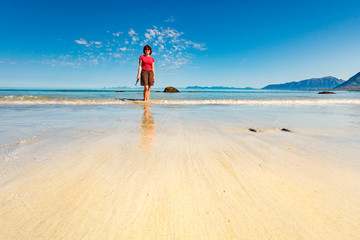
[163,87,180,93]
[318,91,335,94]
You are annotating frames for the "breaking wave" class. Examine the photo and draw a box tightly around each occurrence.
[1,95,360,105]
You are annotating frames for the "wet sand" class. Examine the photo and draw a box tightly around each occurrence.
[1,104,360,239]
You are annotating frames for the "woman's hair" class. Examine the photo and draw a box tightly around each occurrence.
[143,45,152,55]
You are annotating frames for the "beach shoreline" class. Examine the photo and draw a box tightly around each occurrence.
[1,103,360,239]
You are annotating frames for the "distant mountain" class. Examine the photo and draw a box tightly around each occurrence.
[186,86,254,90]
[334,72,360,90]
[262,76,344,90]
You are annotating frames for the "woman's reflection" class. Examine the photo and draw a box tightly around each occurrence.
[140,104,156,151]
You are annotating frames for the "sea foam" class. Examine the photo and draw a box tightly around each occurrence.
[1,95,360,105]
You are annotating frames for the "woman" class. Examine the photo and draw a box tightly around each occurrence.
[137,45,155,101]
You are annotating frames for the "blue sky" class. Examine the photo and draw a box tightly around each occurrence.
[1,0,360,88]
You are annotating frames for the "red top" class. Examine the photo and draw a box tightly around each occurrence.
[139,55,155,70]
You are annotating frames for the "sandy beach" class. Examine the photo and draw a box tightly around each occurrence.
[1,103,360,239]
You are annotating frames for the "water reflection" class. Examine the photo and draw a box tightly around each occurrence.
[139,104,156,151]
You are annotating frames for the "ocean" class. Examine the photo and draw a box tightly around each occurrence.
[1,88,360,239]
[1,88,360,104]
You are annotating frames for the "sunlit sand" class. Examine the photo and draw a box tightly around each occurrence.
[1,104,359,239]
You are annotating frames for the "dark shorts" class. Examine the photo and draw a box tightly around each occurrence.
[141,70,154,86]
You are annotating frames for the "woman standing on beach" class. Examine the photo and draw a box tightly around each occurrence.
[137,45,155,101]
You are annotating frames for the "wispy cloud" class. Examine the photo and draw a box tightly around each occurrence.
[0,60,19,65]
[33,55,82,67]
[75,38,87,45]
[165,16,175,23]
[184,40,207,51]
[40,25,206,69]
[112,32,123,37]
[140,26,206,68]
[128,29,139,43]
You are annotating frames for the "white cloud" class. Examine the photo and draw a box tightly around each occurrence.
[128,29,136,35]
[41,25,205,69]
[113,32,123,37]
[165,16,175,23]
[145,29,156,40]
[185,40,207,51]
[75,38,87,45]
[88,59,98,65]
[136,26,205,69]
[128,29,139,42]
[164,28,182,38]
[38,58,82,68]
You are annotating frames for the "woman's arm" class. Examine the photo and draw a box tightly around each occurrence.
[137,59,142,79]
[152,62,155,82]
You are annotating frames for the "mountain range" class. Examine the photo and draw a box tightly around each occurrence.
[334,72,360,90]
[262,77,344,90]
[186,86,254,90]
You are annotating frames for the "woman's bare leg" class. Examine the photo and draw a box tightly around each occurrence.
[147,86,151,101]
[143,86,146,101]
[144,85,150,101]
[146,86,151,101]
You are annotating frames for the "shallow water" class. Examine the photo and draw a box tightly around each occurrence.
[1,88,360,102]
[1,103,360,239]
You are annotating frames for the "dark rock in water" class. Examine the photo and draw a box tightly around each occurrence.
[281,128,291,132]
[116,90,126,92]
[249,128,257,132]
[164,86,180,93]
[154,91,161,92]
[318,91,335,94]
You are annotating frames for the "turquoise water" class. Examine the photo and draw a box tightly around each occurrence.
[1,88,360,186]
[0,88,360,103]
[1,87,360,149]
